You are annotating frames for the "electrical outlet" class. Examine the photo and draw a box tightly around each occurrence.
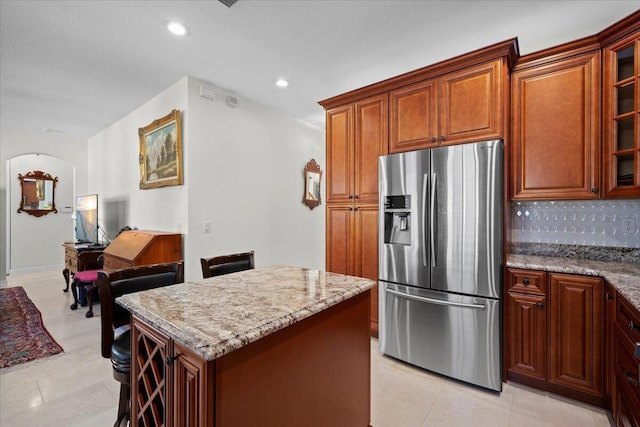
[203,221,211,234]
[622,218,636,234]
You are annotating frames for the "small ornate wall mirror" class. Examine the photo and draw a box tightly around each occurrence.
[17,170,58,217]
[302,159,322,210]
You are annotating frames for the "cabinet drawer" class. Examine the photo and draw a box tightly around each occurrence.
[507,268,546,294]
[617,377,640,427]
[65,256,78,273]
[615,325,640,404]
[616,294,640,344]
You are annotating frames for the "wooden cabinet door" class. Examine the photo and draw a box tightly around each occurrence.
[326,104,354,203]
[353,205,379,336]
[506,291,547,382]
[549,273,604,402]
[355,94,388,204]
[131,316,171,427]
[326,205,353,275]
[173,342,213,427]
[604,282,616,411]
[440,59,504,145]
[390,79,438,153]
[603,31,640,197]
[511,52,601,200]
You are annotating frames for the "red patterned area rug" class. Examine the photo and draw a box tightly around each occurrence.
[0,286,63,369]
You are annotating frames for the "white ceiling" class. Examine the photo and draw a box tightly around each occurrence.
[1,1,638,140]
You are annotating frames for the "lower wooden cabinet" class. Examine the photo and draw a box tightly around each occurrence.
[506,269,546,386]
[505,268,604,406]
[326,203,379,336]
[548,273,603,403]
[613,293,640,426]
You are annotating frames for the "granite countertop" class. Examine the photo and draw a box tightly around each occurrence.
[116,265,376,362]
[507,254,640,310]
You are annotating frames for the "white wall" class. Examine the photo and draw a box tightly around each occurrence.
[185,78,325,280]
[88,76,325,281]
[0,128,88,280]
[8,154,74,270]
[87,78,188,245]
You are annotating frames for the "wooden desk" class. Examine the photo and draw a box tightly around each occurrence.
[102,230,182,270]
[117,266,374,427]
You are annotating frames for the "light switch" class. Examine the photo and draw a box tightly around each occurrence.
[203,221,211,234]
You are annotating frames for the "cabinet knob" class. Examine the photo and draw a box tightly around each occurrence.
[605,293,613,301]
[440,136,446,141]
[431,137,437,143]
[536,302,544,309]
[630,320,640,332]
[164,355,177,365]
[354,195,359,200]
[590,187,599,193]
[348,195,354,199]
[522,279,530,286]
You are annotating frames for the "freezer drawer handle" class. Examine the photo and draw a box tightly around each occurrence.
[386,288,486,310]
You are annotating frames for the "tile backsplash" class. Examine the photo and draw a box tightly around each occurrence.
[510,199,640,248]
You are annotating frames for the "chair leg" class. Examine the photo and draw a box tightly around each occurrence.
[85,284,94,318]
[70,280,79,310]
[115,383,130,427]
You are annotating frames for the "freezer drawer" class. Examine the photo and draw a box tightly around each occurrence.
[379,282,502,391]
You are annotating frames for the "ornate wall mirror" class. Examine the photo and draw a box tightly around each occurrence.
[17,170,58,217]
[302,159,322,210]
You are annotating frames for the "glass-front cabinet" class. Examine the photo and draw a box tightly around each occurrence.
[603,31,640,197]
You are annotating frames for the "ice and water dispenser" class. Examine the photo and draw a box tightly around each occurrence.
[383,195,411,245]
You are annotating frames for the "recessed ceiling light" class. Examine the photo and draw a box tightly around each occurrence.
[275,78,289,88]
[166,21,189,36]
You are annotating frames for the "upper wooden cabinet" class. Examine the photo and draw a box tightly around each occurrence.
[510,10,640,200]
[511,49,601,200]
[325,94,388,204]
[390,59,506,153]
[603,29,640,197]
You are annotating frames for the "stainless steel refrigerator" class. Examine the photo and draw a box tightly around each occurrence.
[378,139,503,391]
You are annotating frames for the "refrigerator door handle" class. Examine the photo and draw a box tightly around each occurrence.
[386,288,486,310]
[421,173,429,267]
[430,173,437,267]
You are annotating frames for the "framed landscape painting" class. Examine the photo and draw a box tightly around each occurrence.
[138,109,183,189]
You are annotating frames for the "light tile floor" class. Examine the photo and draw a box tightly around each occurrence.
[1,268,614,426]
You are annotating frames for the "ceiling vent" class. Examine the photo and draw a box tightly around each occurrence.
[219,0,238,7]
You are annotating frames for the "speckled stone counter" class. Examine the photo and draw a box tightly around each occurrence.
[116,265,376,361]
[507,254,640,311]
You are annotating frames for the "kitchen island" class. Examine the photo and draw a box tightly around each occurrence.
[116,265,375,427]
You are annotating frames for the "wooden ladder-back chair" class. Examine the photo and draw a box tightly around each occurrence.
[97,261,184,427]
[200,250,255,278]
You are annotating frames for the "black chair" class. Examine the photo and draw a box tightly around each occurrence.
[200,251,255,278]
[97,261,184,427]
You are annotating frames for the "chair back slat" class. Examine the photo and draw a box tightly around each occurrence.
[200,251,254,278]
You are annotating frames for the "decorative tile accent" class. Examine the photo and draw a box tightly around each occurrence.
[510,199,640,248]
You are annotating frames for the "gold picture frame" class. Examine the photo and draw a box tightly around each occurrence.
[139,109,183,189]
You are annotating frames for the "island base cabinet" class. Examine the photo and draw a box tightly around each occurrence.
[173,343,213,427]
[131,317,172,427]
[131,291,372,427]
[214,291,371,427]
